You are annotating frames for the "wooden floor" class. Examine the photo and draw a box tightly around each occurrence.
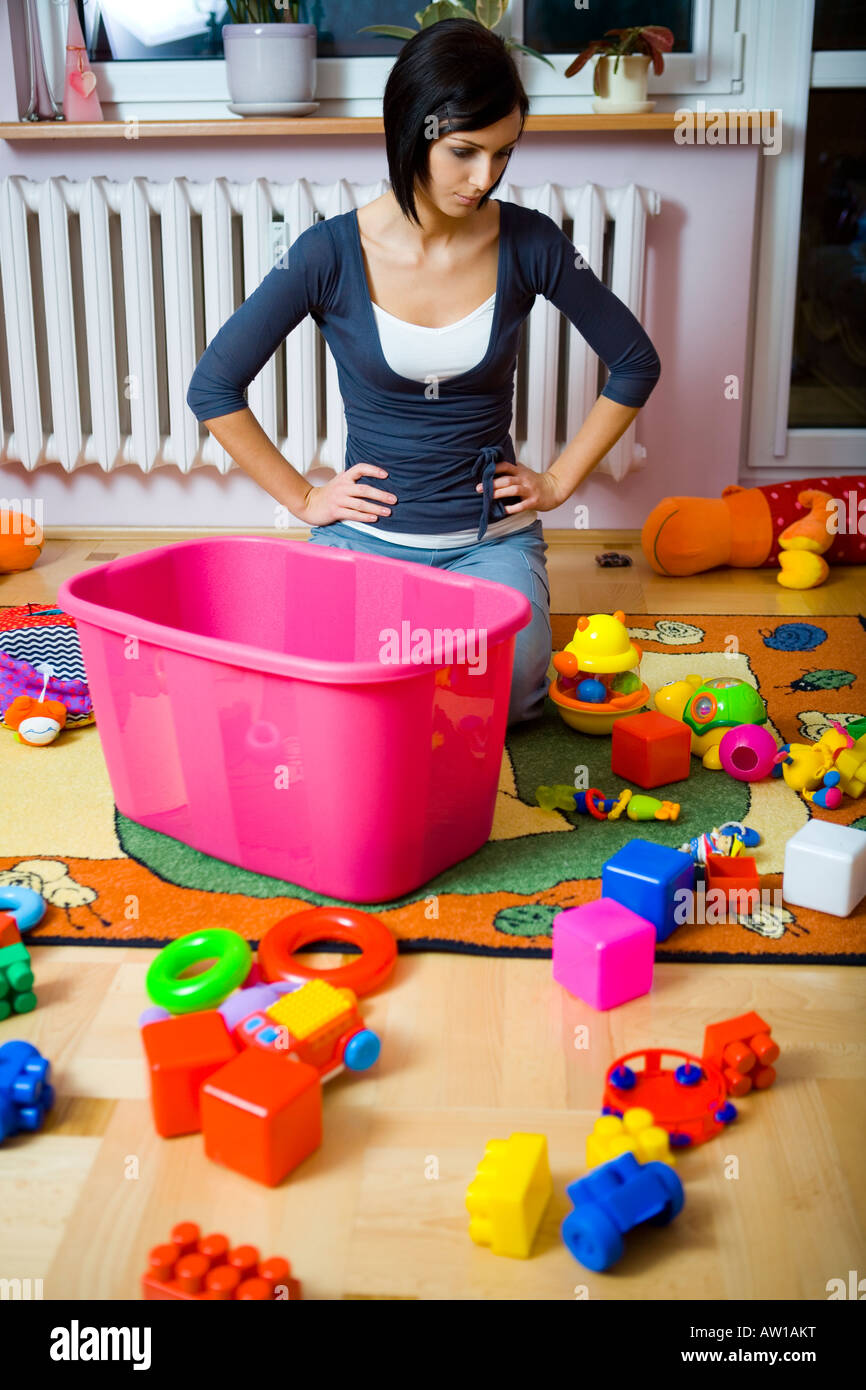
[2,530,865,1302]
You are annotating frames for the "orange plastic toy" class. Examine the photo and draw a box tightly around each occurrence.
[142,1221,301,1300]
[704,854,761,913]
[611,710,692,789]
[259,907,397,998]
[141,1010,238,1138]
[604,1047,737,1147]
[702,1011,779,1097]
[200,1047,322,1186]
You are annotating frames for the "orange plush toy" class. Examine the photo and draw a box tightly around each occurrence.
[642,475,866,587]
[0,510,43,572]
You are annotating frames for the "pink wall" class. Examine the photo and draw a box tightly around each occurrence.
[0,20,761,531]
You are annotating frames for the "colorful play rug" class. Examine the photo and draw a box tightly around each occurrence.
[2,614,865,964]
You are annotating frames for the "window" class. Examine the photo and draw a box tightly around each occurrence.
[57,0,741,118]
[85,2,424,60]
[789,87,866,429]
[523,0,694,54]
[747,0,866,474]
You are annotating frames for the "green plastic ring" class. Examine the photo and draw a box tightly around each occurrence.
[146,929,252,1014]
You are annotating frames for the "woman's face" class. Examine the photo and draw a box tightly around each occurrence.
[422,107,524,214]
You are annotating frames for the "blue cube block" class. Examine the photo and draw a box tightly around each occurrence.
[601,839,695,943]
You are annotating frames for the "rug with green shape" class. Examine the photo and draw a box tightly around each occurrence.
[14,613,865,963]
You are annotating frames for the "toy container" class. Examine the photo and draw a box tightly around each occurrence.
[549,611,649,734]
[59,537,530,901]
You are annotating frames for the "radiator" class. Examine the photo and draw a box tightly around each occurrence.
[0,176,659,488]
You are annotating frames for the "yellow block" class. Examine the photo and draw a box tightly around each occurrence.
[466,1133,553,1259]
[266,979,356,1040]
[586,1108,674,1169]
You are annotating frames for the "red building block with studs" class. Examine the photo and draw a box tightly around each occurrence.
[200,1047,322,1186]
[142,1221,301,1300]
[0,913,36,1018]
[141,1010,239,1138]
[702,1011,779,1097]
[611,711,692,789]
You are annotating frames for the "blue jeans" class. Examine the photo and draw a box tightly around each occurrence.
[307,518,551,726]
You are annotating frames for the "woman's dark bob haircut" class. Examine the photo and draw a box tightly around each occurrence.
[383,18,529,225]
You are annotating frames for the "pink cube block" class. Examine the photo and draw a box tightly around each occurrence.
[552,898,655,1011]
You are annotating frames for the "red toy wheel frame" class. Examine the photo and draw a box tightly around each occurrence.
[258,908,397,998]
[603,1047,731,1145]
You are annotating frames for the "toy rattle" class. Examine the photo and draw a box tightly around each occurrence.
[549,612,649,735]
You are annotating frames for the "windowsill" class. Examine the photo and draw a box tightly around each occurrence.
[0,111,777,140]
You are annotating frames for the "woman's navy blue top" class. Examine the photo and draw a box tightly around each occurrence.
[186,199,661,540]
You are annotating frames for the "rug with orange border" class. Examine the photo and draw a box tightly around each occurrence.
[3,612,865,964]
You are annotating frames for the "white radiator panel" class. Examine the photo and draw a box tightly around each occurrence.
[0,176,660,487]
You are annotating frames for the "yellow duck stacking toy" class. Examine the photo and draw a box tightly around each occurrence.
[549,611,650,735]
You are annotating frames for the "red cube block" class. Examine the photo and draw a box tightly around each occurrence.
[200,1048,322,1187]
[611,710,692,789]
[142,1010,238,1138]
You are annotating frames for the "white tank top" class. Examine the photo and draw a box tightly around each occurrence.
[341,293,537,548]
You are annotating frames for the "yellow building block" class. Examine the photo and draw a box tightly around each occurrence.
[466,1133,553,1259]
[266,979,356,1041]
[586,1107,674,1169]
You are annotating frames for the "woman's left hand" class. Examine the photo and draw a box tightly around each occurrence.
[476,462,569,514]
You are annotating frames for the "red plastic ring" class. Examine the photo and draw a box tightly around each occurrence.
[258,907,397,998]
[584,788,609,821]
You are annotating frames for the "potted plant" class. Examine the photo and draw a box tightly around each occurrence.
[222,1,318,115]
[565,25,674,114]
[359,0,555,69]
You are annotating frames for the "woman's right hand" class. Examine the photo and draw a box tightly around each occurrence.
[297,463,397,526]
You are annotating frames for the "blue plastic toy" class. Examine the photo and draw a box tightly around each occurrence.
[561,1151,685,1272]
[0,1040,54,1143]
[577,678,607,703]
[601,839,695,943]
[0,886,46,933]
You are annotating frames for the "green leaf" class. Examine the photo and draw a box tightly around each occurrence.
[357,25,419,40]
[476,0,506,30]
[416,1,465,26]
[505,40,556,70]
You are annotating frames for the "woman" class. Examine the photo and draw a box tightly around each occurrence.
[187,19,661,725]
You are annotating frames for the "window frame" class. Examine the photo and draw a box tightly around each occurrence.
[81,0,742,118]
[743,0,866,477]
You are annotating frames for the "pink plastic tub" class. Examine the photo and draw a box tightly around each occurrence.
[59,537,530,902]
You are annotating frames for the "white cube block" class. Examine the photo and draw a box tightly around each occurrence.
[783,820,866,917]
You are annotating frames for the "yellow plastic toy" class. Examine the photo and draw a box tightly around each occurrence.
[586,1108,675,1170]
[549,611,649,735]
[654,674,767,770]
[775,721,866,807]
[466,1133,553,1259]
[776,489,834,590]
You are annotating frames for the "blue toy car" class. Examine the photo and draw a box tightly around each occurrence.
[561,1151,684,1271]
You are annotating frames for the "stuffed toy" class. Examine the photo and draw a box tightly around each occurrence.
[641,475,866,589]
[0,604,93,744]
[0,510,43,572]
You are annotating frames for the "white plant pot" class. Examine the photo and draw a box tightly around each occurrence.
[591,54,654,115]
[223,23,317,108]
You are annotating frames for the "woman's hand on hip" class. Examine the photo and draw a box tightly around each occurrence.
[478,462,569,514]
[297,464,397,526]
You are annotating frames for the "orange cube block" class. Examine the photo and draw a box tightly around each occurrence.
[611,711,692,789]
[142,1010,238,1138]
[200,1048,322,1186]
[702,1011,779,1097]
